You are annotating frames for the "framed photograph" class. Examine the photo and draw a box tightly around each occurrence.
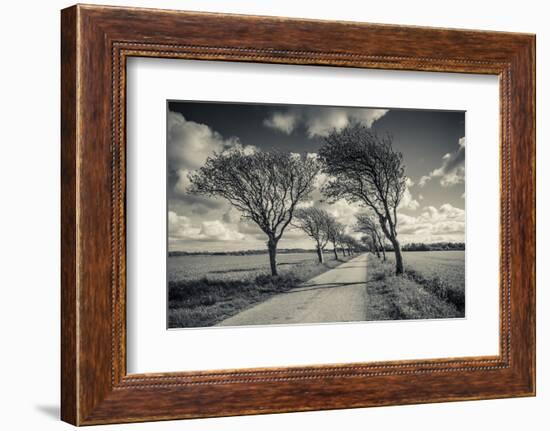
[61,4,535,425]
[164,101,467,330]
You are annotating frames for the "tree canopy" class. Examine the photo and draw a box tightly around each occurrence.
[293,207,332,263]
[356,212,386,260]
[319,124,406,273]
[188,148,321,275]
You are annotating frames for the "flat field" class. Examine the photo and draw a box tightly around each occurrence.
[380,250,465,318]
[168,252,326,282]
[400,250,465,291]
[167,250,465,328]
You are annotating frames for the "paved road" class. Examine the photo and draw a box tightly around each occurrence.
[216,253,369,326]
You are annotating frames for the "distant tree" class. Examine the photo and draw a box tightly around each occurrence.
[402,242,465,251]
[349,236,360,255]
[319,125,407,274]
[293,207,332,264]
[363,236,379,258]
[345,238,353,256]
[351,237,361,255]
[340,242,347,257]
[188,149,320,276]
[326,218,346,260]
[360,235,376,255]
[339,235,353,257]
[338,234,357,256]
[356,213,386,261]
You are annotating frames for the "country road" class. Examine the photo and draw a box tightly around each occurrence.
[217,253,369,326]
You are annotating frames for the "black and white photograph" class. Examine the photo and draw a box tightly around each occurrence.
[167,101,466,329]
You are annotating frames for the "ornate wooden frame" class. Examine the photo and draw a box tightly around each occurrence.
[61,4,536,425]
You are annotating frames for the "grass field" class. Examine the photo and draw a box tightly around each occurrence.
[370,250,465,319]
[168,252,327,282]
[400,251,465,290]
[168,252,351,328]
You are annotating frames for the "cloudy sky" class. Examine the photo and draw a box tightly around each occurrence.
[167,101,465,252]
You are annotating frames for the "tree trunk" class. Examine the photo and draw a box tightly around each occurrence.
[267,238,278,276]
[316,245,324,264]
[341,247,346,256]
[390,237,404,274]
[372,234,380,258]
[380,244,386,261]
[378,217,402,273]
[332,243,338,260]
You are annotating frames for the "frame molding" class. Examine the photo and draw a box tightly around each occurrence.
[61,4,535,425]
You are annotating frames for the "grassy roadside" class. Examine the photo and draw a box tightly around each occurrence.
[168,255,354,328]
[404,268,465,314]
[365,255,463,320]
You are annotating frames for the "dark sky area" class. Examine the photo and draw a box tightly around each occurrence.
[168,102,464,172]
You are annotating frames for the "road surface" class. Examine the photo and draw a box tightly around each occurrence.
[216,253,368,326]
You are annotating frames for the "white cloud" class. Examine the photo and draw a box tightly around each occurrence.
[312,171,330,190]
[237,220,263,235]
[419,137,465,187]
[222,208,241,224]
[306,107,388,138]
[418,176,429,187]
[168,111,238,171]
[174,168,192,195]
[168,210,245,242]
[284,226,312,240]
[296,200,315,209]
[305,109,350,137]
[321,199,362,226]
[397,203,465,243]
[399,188,420,211]
[263,107,388,138]
[222,142,257,156]
[168,211,201,240]
[263,111,297,134]
[167,111,255,195]
[199,221,246,242]
[398,179,420,211]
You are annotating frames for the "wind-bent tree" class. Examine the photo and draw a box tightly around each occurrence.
[360,235,376,255]
[339,235,349,257]
[188,149,320,276]
[356,213,386,261]
[293,207,332,264]
[326,218,345,260]
[340,235,357,256]
[319,125,407,274]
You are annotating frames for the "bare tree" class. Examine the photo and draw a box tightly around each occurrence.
[356,213,386,261]
[326,218,345,260]
[293,207,331,264]
[319,124,406,274]
[188,149,320,276]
